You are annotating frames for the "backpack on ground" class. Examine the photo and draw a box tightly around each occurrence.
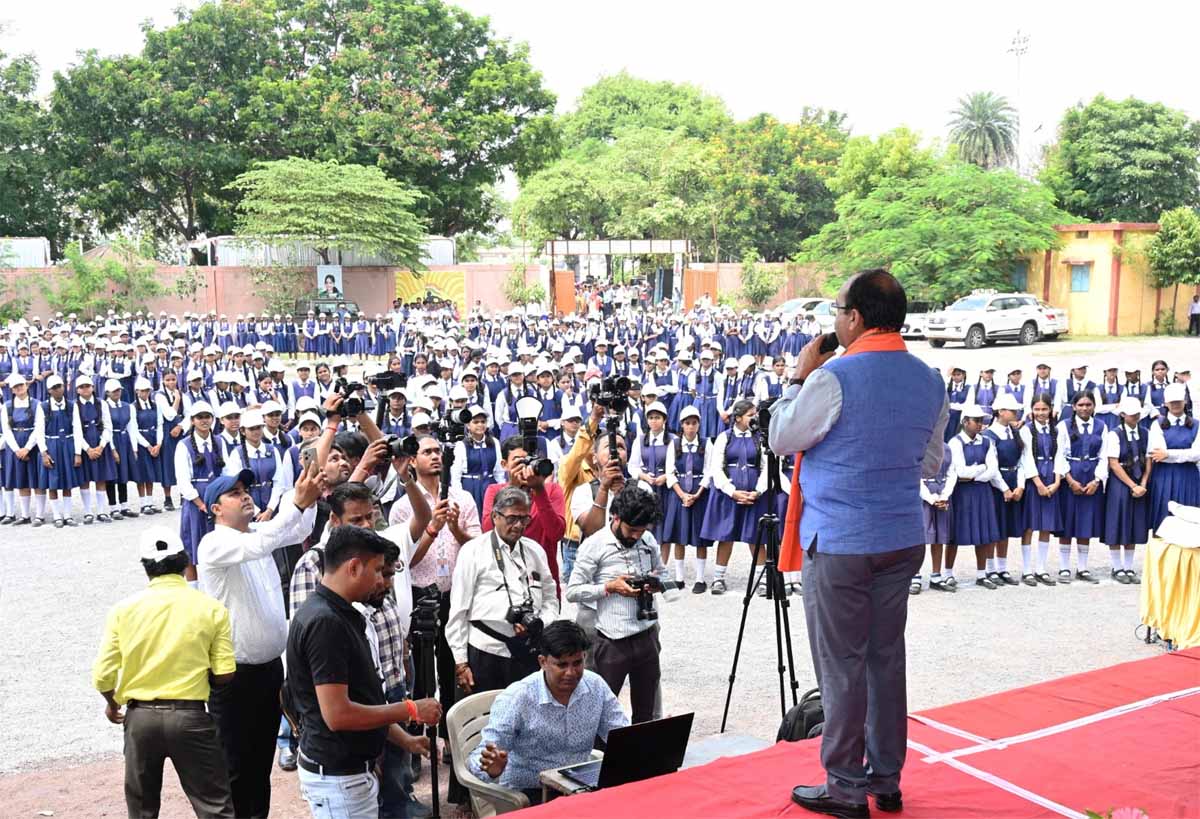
[776,687,824,741]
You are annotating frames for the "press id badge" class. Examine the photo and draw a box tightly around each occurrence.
[437,557,451,578]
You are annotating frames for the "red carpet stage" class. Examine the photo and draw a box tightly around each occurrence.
[521,649,1200,818]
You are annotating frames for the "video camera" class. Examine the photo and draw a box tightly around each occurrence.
[589,375,631,414]
[504,600,545,642]
[367,371,408,393]
[383,434,420,459]
[333,376,367,416]
[516,412,555,479]
[627,575,683,621]
[437,406,472,446]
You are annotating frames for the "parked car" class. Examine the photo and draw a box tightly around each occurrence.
[809,299,836,332]
[1038,300,1070,338]
[900,300,942,339]
[778,297,828,318]
[924,291,1055,349]
[294,296,362,318]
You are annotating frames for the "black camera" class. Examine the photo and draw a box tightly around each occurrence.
[410,585,441,637]
[504,601,544,642]
[628,575,665,621]
[589,375,632,414]
[368,371,408,392]
[385,434,420,459]
[437,406,472,445]
[516,414,554,479]
[333,376,366,416]
[515,454,555,478]
[753,396,779,450]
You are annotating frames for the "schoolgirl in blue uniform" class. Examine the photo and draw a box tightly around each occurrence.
[755,357,787,403]
[1147,360,1171,423]
[948,404,1001,589]
[451,407,504,513]
[1019,393,1063,585]
[983,393,1026,587]
[1094,367,1123,431]
[2,373,46,525]
[969,368,998,423]
[38,374,79,527]
[663,405,711,593]
[225,408,283,521]
[1054,391,1106,584]
[281,314,297,357]
[1102,396,1152,584]
[130,377,164,515]
[1061,364,1097,426]
[1146,382,1200,529]
[156,370,184,511]
[716,358,741,434]
[916,441,956,594]
[944,367,970,443]
[174,401,222,580]
[72,374,117,524]
[700,399,769,596]
[629,401,674,562]
[103,379,139,519]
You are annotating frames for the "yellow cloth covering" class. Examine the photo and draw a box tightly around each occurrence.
[1140,538,1200,650]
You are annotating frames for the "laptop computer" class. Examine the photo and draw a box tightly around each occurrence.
[559,712,694,791]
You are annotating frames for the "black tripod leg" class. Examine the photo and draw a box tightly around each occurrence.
[719,538,765,733]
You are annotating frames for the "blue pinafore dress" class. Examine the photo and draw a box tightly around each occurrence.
[1023,425,1063,533]
[639,433,672,544]
[77,399,117,483]
[461,437,499,514]
[1103,428,1150,545]
[1059,420,1105,540]
[179,434,220,561]
[40,399,78,491]
[662,437,711,548]
[108,400,136,485]
[950,436,999,546]
[945,383,970,443]
[158,391,182,488]
[922,443,953,544]
[985,427,1025,539]
[2,401,41,489]
[131,400,162,484]
[700,432,767,544]
[245,442,279,512]
[1149,419,1200,530]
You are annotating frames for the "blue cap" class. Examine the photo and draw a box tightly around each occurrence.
[204,469,255,509]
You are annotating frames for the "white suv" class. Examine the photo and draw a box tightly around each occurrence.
[925,291,1049,349]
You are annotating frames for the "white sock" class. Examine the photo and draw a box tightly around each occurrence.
[985,558,995,573]
[97,494,110,514]
[674,560,685,583]
[785,571,802,583]
[1078,542,1090,570]
[976,569,987,579]
[1020,543,1032,572]
[1059,545,1072,571]
[17,495,31,518]
[50,497,63,520]
[33,494,47,519]
[997,557,1007,572]
[78,488,91,513]
[1109,547,1122,568]
[714,564,727,580]
[1038,539,1050,572]
[931,571,942,579]
[1,490,11,516]
[695,557,707,580]
[1123,548,1135,571]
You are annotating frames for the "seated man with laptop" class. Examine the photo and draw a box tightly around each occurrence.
[467,620,693,804]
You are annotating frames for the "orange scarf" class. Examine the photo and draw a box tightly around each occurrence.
[778,331,908,571]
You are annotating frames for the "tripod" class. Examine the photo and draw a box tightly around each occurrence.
[720,446,802,731]
[410,609,441,819]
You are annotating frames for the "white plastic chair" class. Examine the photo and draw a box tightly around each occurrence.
[446,690,530,816]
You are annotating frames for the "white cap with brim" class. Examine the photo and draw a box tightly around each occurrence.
[217,401,241,418]
[297,412,322,428]
[1117,396,1146,416]
[261,400,285,415]
[135,377,153,392]
[188,401,214,417]
[295,396,319,413]
[561,406,582,421]
[991,393,1023,413]
[46,375,64,390]
[679,406,701,422]
[138,526,187,563]
[411,412,433,429]
[646,401,669,417]
[76,375,94,388]
[4,373,26,388]
[1165,383,1188,404]
[241,409,265,428]
[961,404,987,419]
[105,378,123,394]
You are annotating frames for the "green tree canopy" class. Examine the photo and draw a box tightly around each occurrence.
[228,158,427,268]
[801,162,1065,302]
[827,127,942,205]
[1039,95,1200,222]
[1145,206,1200,318]
[42,239,164,318]
[948,91,1018,170]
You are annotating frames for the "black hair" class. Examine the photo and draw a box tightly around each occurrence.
[1067,391,1097,444]
[611,484,661,528]
[142,551,190,579]
[324,524,392,572]
[538,620,592,658]
[500,434,528,460]
[593,430,627,453]
[730,398,756,421]
[329,481,375,518]
[333,431,369,462]
[844,268,906,332]
[1160,412,1195,431]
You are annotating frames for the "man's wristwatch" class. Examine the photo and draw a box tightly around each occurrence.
[789,377,805,386]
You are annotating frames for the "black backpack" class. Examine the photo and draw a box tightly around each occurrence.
[777,688,824,741]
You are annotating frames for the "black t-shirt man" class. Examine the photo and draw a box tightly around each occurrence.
[287,583,386,768]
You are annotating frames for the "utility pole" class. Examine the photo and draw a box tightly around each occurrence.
[1007,29,1030,175]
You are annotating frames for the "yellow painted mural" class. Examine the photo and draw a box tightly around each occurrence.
[395,270,467,315]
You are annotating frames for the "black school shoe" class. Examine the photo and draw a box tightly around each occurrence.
[791,785,870,818]
[1021,573,1038,586]
[1075,569,1099,584]
[997,571,1019,586]
[692,581,707,594]
[977,575,998,590]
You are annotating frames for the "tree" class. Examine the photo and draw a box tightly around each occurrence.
[738,252,784,309]
[42,239,164,318]
[1145,207,1200,330]
[948,92,1018,169]
[227,158,427,268]
[801,163,1065,302]
[558,72,731,153]
[511,156,612,244]
[827,127,942,205]
[1040,95,1200,222]
[711,110,849,261]
[502,264,546,307]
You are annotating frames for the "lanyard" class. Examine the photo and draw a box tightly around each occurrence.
[490,531,533,608]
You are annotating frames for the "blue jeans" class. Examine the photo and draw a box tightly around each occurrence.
[379,683,423,818]
[561,541,580,585]
[298,767,378,818]
[277,715,296,751]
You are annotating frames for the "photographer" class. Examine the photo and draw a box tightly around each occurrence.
[566,485,667,723]
[481,435,566,587]
[447,486,559,694]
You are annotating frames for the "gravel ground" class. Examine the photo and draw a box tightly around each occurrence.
[0,335,1189,808]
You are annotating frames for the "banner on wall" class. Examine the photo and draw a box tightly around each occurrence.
[395,270,467,315]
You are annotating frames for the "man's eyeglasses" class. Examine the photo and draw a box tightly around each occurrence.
[494,512,531,525]
[833,303,853,313]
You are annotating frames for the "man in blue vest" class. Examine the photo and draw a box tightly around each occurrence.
[770,269,948,818]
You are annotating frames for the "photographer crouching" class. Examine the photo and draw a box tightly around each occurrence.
[446,486,559,694]
[566,485,671,723]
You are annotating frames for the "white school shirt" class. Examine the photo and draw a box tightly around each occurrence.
[664,435,713,492]
[628,430,671,485]
[919,464,957,504]
[707,429,768,497]
[36,396,73,451]
[1,396,45,452]
[1018,422,1058,481]
[1102,424,1146,461]
[1031,378,1064,413]
[1146,415,1200,463]
[984,421,1026,489]
[72,397,113,455]
[130,398,165,449]
[224,442,285,512]
[1053,418,1110,485]
[947,431,998,484]
[450,435,505,491]
[174,431,217,502]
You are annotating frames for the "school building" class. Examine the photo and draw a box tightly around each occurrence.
[1020,222,1198,337]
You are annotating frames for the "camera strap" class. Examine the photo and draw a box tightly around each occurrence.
[490,531,533,607]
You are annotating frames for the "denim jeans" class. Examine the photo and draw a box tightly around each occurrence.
[561,541,579,586]
[379,683,423,818]
[277,715,296,751]
[297,767,379,819]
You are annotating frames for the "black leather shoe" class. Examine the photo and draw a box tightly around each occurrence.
[277,745,297,771]
[872,791,902,813]
[791,785,870,818]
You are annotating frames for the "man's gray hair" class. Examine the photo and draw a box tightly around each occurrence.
[493,486,530,513]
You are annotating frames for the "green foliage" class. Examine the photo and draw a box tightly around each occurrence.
[558,72,731,152]
[801,162,1065,302]
[171,266,209,309]
[42,239,164,318]
[249,265,313,316]
[228,158,427,268]
[0,241,33,322]
[502,266,545,306]
[1145,206,1200,328]
[948,92,1017,169]
[1040,95,1200,222]
[738,252,784,309]
[49,0,554,242]
[0,45,74,257]
[827,127,943,204]
[511,155,611,243]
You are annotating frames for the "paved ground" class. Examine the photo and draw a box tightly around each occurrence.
[0,334,1190,815]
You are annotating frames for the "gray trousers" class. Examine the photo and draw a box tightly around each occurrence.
[123,703,234,819]
[801,543,924,804]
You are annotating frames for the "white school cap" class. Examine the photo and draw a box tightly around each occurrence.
[241,409,265,428]
[1165,383,1188,404]
[188,400,214,417]
[990,393,1023,413]
[1117,396,1145,416]
[679,406,701,422]
[138,526,187,562]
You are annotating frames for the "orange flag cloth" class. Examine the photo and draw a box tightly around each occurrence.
[777,331,909,571]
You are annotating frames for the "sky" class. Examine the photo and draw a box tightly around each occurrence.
[5,0,1200,171]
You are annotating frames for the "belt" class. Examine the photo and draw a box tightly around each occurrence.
[128,699,206,711]
[560,538,580,549]
[1066,456,1099,462]
[298,751,373,777]
[462,474,485,480]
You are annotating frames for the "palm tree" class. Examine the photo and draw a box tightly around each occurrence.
[948,92,1018,169]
